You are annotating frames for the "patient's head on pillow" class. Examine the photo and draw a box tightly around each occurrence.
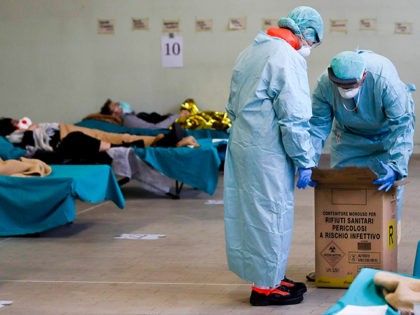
[100,99,113,115]
[0,117,18,136]
[100,99,124,116]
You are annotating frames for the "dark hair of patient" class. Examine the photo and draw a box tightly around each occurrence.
[100,99,113,115]
[0,118,16,137]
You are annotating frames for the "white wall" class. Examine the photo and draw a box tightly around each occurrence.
[1,0,419,150]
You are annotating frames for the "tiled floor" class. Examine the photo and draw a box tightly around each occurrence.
[0,156,419,315]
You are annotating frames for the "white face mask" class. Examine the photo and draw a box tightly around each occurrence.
[338,87,360,99]
[297,45,311,58]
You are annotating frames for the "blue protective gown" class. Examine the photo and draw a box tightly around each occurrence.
[224,32,315,287]
[310,50,415,223]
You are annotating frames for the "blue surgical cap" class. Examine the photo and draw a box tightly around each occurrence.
[330,51,366,81]
[278,6,324,43]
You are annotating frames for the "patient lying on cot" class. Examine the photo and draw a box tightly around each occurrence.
[0,117,199,163]
[93,98,190,129]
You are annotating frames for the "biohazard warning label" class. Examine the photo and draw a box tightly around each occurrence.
[320,241,345,267]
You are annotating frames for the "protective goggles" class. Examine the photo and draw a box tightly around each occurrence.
[300,36,320,49]
[301,28,321,48]
[328,67,360,88]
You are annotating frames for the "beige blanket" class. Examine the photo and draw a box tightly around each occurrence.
[0,158,52,177]
[59,123,158,146]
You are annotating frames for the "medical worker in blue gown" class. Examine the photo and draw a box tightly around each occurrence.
[310,50,415,243]
[224,6,323,306]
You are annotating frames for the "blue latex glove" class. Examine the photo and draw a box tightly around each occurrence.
[296,168,318,189]
[373,161,397,192]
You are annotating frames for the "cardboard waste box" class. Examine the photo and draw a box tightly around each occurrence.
[312,167,398,288]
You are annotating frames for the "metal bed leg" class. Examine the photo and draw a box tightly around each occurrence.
[117,177,130,186]
[166,180,183,199]
[176,180,184,195]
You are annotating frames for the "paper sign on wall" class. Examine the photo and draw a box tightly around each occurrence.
[228,17,246,31]
[132,18,149,30]
[360,18,377,31]
[161,35,183,68]
[163,19,180,33]
[196,19,213,32]
[330,19,348,33]
[262,18,278,30]
[98,19,115,34]
[395,22,413,34]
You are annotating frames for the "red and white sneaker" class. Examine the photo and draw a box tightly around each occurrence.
[280,277,307,295]
[249,285,304,306]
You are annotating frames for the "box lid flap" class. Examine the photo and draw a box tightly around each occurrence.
[312,167,377,186]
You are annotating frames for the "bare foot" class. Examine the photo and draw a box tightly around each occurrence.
[176,136,200,148]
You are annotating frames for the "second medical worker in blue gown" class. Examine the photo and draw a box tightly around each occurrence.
[224,6,323,307]
[310,50,415,242]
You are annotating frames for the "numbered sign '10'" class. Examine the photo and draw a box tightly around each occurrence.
[161,36,183,68]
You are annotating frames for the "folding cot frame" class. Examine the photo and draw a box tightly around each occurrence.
[0,164,125,236]
[117,176,182,199]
